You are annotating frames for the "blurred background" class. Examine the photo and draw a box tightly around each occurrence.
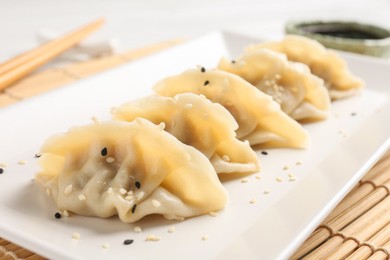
[1,0,390,62]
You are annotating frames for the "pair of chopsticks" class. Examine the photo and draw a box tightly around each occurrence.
[0,18,105,91]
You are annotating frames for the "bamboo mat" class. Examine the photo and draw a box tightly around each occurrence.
[1,40,390,260]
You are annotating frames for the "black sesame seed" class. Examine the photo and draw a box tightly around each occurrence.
[54,212,62,219]
[261,151,268,155]
[123,239,134,245]
[35,153,41,158]
[0,168,3,174]
[200,67,206,73]
[203,80,209,86]
[351,112,357,116]
[135,181,141,189]
[101,147,108,156]
[132,204,137,214]
[232,60,236,64]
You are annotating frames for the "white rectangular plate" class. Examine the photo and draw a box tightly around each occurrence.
[0,32,389,260]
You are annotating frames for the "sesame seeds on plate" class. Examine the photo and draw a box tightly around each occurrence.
[123,239,134,245]
[18,160,27,165]
[63,210,70,217]
[208,211,218,217]
[72,232,81,240]
[134,226,143,233]
[240,178,249,183]
[275,177,283,182]
[101,243,110,249]
[168,226,176,233]
[145,235,161,242]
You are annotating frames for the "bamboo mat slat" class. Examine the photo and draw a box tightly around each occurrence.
[0,38,390,260]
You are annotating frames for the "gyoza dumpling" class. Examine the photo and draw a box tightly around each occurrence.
[112,93,260,174]
[218,49,331,122]
[35,119,228,223]
[153,68,309,148]
[247,35,364,100]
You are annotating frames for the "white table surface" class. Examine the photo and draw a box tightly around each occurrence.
[1,0,390,62]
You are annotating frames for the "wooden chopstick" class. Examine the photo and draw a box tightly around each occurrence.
[0,18,104,91]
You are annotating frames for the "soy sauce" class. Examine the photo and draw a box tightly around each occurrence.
[300,24,387,40]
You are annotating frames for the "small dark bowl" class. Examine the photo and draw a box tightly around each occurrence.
[285,20,390,58]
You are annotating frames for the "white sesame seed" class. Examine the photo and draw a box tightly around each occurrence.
[222,155,230,162]
[276,177,283,182]
[184,103,193,109]
[283,166,289,171]
[106,157,116,163]
[201,235,209,241]
[110,107,117,115]
[208,211,218,217]
[168,226,176,233]
[134,226,142,233]
[72,232,81,240]
[18,160,27,165]
[125,195,134,201]
[138,118,147,125]
[119,188,127,195]
[264,189,270,194]
[64,184,73,195]
[158,122,166,130]
[152,199,161,207]
[127,190,134,195]
[296,161,303,166]
[63,210,69,217]
[136,191,145,200]
[0,163,7,168]
[101,243,110,249]
[78,194,86,201]
[241,178,249,183]
[250,198,257,204]
[145,235,161,241]
[255,175,262,180]
[289,177,297,182]
[91,116,100,125]
[107,187,113,194]
[238,61,246,67]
